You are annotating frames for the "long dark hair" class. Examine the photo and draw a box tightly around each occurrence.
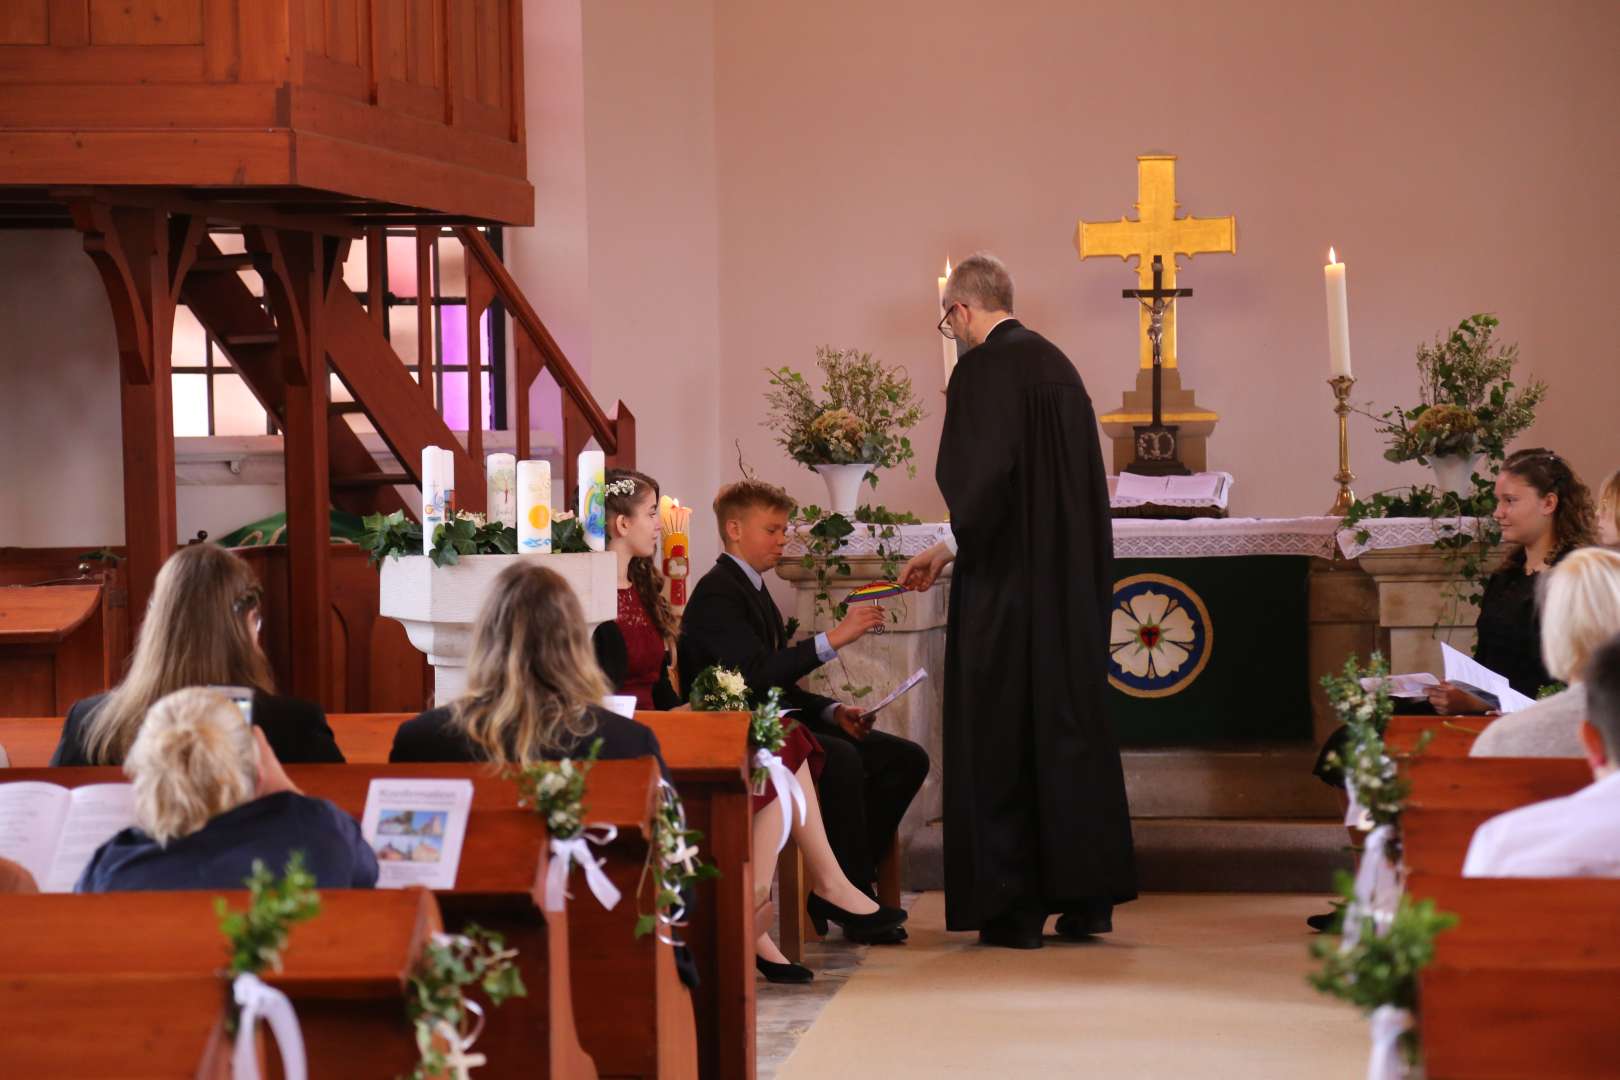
[605,468,681,645]
[1500,447,1596,563]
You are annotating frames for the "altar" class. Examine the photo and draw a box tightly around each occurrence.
[777,514,1491,832]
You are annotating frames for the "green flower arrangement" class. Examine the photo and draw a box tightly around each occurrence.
[764,346,925,483]
[360,508,590,567]
[687,665,751,712]
[512,738,601,840]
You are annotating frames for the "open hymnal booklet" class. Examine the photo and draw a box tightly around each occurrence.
[1359,645,1536,713]
[0,782,136,893]
[359,778,474,890]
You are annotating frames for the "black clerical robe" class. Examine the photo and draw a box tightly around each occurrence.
[937,319,1136,930]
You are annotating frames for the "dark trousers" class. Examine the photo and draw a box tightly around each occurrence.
[804,722,930,891]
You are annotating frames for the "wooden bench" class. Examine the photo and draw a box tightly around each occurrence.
[1384,714,1496,758]
[1405,874,1620,1079]
[638,711,757,1080]
[1400,757,1589,877]
[0,888,440,1078]
[3,762,651,1080]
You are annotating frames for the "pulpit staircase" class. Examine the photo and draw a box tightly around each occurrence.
[178,226,635,523]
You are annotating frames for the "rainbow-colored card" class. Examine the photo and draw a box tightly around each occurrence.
[845,581,908,604]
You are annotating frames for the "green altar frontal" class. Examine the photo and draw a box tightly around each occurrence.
[1106,554,1312,745]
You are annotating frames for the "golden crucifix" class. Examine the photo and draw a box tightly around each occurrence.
[1076,154,1235,473]
[1077,154,1236,371]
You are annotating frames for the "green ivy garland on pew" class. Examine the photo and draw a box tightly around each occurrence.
[360,509,591,568]
[636,780,721,943]
[214,851,321,1034]
[405,926,527,1080]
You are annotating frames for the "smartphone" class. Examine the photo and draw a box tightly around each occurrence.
[209,685,255,726]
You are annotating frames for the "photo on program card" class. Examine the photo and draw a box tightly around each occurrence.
[373,809,447,863]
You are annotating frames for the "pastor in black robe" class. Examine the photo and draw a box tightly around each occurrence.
[936,319,1136,931]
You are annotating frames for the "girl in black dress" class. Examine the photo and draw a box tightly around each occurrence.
[1428,448,1597,713]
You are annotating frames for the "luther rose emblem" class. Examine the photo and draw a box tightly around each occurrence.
[1107,573,1213,698]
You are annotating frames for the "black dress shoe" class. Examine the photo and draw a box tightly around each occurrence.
[1055,906,1113,939]
[848,924,908,945]
[806,892,907,939]
[978,922,1043,950]
[755,956,814,984]
[1306,911,1338,934]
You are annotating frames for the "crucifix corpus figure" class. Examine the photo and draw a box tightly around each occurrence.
[1122,255,1193,475]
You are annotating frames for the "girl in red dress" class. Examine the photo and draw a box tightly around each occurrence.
[595,469,894,982]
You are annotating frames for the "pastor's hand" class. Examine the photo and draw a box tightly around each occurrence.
[900,542,955,592]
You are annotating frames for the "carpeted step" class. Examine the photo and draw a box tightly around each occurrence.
[901,817,1351,894]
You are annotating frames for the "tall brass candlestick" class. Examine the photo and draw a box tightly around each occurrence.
[1328,375,1356,515]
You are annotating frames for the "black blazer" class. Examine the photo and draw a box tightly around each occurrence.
[50,689,344,767]
[678,555,836,721]
[389,703,670,778]
[592,621,682,710]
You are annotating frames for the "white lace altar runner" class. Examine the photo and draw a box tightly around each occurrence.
[784,514,1485,562]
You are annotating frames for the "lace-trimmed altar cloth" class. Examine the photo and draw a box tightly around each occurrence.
[782,515,1489,562]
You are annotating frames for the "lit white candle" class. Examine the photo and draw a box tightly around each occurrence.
[938,257,956,384]
[516,459,552,553]
[1324,247,1352,379]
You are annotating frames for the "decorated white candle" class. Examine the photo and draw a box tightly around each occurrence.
[578,449,606,552]
[421,446,447,553]
[516,459,552,553]
[486,453,517,528]
[938,257,956,384]
[1324,247,1352,379]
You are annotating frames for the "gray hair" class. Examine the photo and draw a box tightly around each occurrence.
[125,688,258,846]
[944,252,1014,313]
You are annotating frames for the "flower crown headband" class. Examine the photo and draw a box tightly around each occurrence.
[604,478,638,498]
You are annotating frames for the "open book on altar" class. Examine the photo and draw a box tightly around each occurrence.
[360,778,474,890]
[1109,472,1232,514]
[0,781,136,892]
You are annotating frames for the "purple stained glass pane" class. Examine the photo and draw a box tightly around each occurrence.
[441,371,468,431]
[434,306,494,431]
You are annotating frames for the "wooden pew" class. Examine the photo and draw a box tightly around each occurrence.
[1406,874,1620,1079]
[1385,714,1496,758]
[5,763,610,1080]
[0,888,439,1078]
[639,711,756,1080]
[1401,757,1589,877]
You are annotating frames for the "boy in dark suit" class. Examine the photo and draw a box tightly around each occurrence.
[679,480,930,938]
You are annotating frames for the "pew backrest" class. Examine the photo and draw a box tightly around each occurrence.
[1385,714,1495,758]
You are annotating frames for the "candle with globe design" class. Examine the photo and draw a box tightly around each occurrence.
[578,450,606,552]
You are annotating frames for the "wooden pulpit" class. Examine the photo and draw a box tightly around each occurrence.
[0,584,112,718]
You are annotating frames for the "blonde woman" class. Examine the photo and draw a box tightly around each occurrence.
[51,544,342,766]
[1598,469,1620,548]
[1472,547,1620,758]
[389,561,666,769]
[77,688,376,891]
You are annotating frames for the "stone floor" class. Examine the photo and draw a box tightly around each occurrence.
[756,896,913,1079]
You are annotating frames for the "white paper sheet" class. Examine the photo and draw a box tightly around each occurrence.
[0,782,73,888]
[1359,673,1441,700]
[360,778,474,890]
[44,784,137,892]
[1441,642,1537,713]
[861,668,928,720]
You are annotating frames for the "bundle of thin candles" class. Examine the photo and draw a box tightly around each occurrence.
[658,495,691,538]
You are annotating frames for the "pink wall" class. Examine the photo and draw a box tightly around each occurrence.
[708,0,1620,519]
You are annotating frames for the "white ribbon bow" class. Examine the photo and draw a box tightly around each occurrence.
[544,824,621,912]
[430,998,488,1080]
[754,748,806,858]
[231,972,307,1080]
[1366,1004,1414,1080]
[1344,777,1374,830]
[1343,823,1403,950]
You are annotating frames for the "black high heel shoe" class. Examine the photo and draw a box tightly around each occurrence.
[756,955,813,984]
[806,892,907,939]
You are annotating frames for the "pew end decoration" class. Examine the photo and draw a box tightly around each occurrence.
[636,780,720,944]
[513,739,621,913]
[1309,874,1458,1076]
[214,851,322,1080]
[405,925,526,1080]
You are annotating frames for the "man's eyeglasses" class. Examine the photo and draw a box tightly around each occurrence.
[938,303,962,341]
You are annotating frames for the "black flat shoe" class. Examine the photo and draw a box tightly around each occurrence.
[1306,911,1338,933]
[806,892,906,938]
[978,923,1043,950]
[755,956,813,984]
